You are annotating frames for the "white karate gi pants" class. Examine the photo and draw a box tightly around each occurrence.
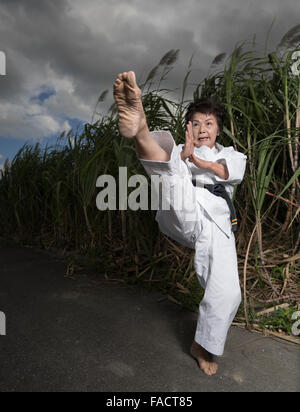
[139,131,242,356]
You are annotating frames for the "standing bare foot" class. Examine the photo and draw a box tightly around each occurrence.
[113,71,147,138]
[190,341,218,376]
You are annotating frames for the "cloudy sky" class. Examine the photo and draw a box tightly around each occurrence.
[0,0,299,168]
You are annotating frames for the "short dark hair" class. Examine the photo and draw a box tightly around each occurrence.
[185,98,225,134]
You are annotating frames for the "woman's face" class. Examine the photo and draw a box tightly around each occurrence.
[191,112,219,149]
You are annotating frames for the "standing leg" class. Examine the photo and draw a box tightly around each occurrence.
[192,216,242,375]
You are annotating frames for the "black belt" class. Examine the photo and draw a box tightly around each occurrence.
[192,181,238,232]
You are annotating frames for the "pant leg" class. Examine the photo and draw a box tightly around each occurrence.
[139,131,201,249]
[193,212,242,356]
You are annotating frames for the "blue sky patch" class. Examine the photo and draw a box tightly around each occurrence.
[30,85,56,104]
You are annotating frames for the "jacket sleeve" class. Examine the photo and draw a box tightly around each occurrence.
[214,149,247,185]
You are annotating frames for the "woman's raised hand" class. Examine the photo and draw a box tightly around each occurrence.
[181,122,194,161]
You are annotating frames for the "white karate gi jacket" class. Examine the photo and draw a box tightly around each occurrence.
[141,131,247,247]
[178,140,247,234]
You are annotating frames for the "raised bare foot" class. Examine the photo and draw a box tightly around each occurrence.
[113,71,147,138]
[190,341,218,376]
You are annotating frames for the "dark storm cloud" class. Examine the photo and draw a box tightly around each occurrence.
[0,0,112,97]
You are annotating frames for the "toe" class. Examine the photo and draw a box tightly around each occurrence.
[210,363,218,375]
[204,365,213,376]
[127,71,137,87]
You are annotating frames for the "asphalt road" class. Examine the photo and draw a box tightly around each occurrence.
[0,241,299,392]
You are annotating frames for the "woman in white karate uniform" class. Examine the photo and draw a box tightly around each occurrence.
[113,71,247,376]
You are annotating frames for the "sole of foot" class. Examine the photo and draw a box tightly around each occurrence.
[113,71,147,139]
